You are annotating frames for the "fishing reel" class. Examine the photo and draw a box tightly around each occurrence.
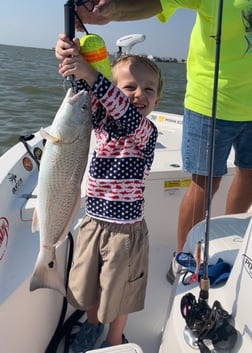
[181,293,238,353]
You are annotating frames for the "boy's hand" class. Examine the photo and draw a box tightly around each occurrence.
[55,34,80,60]
[59,54,87,81]
[55,33,98,86]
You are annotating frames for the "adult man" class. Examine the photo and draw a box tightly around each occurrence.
[75,0,252,283]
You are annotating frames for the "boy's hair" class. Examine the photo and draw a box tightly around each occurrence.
[111,54,163,99]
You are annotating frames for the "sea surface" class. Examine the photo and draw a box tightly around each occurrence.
[0,44,186,156]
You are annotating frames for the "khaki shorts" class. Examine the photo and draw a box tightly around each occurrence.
[67,215,149,323]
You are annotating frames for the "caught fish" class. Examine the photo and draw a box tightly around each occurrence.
[30,88,92,296]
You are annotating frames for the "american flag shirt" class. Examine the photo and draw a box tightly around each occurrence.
[76,73,158,224]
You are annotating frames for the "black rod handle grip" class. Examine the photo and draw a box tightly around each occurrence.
[64,1,75,41]
[64,1,76,90]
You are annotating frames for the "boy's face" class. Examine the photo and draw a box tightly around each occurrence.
[113,61,160,116]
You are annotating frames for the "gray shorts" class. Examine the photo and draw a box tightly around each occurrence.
[67,215,149,323]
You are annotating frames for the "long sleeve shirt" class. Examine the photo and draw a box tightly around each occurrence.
[76,74,158,223]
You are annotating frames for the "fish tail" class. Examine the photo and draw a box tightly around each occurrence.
[29,262,66,296]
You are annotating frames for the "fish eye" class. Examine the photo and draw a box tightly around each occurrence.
[81,104,88,112]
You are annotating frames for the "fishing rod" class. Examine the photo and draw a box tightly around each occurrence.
[64,0,76,89]
[65,1,91,38]
[199,0,224,304]
[63,1,93,91]
[180,1,239,351]
[64,0,75,41]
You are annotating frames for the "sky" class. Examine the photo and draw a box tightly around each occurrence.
[0,1,196,60]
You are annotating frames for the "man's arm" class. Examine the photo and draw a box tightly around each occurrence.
[76,0,162,25]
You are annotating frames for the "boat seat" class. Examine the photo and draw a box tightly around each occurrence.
[221,216,252,345]
[183,214,252,266]
[87,343,143,353]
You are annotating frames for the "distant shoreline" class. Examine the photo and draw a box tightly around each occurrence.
[0,43,186,63]
[109,52,186,63]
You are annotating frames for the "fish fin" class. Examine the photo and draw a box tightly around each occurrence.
[32,208,39,232]
[30,251,66,296]
[40,128,60,144]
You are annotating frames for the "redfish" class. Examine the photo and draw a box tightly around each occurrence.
[30,88,92,296]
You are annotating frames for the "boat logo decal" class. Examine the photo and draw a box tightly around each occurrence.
[8,173,23,195]
[242,254,252,279]
[0,217,9,261]
[23,157,33,172]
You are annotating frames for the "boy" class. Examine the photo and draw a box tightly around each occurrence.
[55,34,163,351]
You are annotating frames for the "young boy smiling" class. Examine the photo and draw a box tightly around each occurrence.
[55,34,163,351]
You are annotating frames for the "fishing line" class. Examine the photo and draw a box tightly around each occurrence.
[74,0,95,11]
[183,3,219,257]
[74,0,94,32]
[75,11,89,33]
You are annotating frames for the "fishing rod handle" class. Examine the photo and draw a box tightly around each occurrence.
[64,1,75,41]
[64,1,76,90]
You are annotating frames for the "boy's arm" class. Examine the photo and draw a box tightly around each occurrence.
[91,74,156,142]
[91,74,133,122]
[143,122,158,172]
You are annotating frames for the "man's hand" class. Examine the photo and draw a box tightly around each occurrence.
[76,0,114,26]
[75,0,161,27]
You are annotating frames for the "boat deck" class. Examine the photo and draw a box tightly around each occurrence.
[0,111,243,353]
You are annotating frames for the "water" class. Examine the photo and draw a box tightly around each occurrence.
[0,44,186,156]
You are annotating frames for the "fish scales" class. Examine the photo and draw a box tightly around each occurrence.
[37,134,88,243]
[30,88,92,296]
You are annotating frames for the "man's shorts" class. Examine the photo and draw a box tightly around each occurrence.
[67,216,149,323]
[182,108,252,176]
